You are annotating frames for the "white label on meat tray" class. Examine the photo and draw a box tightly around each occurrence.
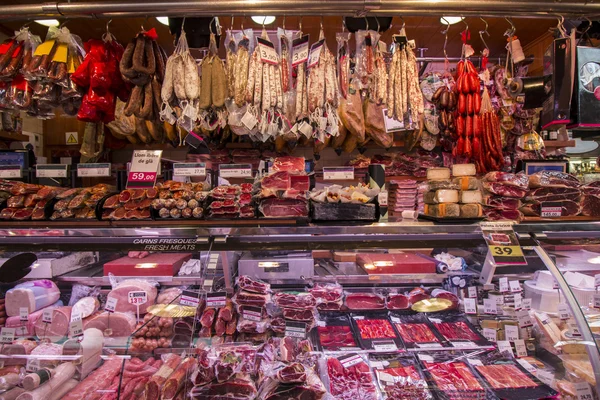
[128,291,148,305]
[26,357,40,373]
[173,163,206,177]
[558,303,571,320]
[285,321,307,339]
[219,164,252,179]
[382,108,404,132]
[77,163,111,177]
[540,202,562,218]
[105,297,118,313]
[521,298,532,310]
[497,340,514,356]
[378,371,396,384]
[291,35,310,66]
[338,353,363,368]
[484,298,497,314]
[42,309,53,323]
[517,359,537,374]
[206,292,227,308]
[418,354,434,362]
[0,165,22,179]
[451,341,475,348]
[242,306,263,322]
[416,342,442,348]
[499,277,509,293]
[180,290,201,307]
[505,325,519,341]
[467,358,484,367]
[509,280,522,292]
[574,381,594,400]
[69,318,84,338]
[464,298,477,315]
[593,293,600,309]
[36,164,68,178]
[467,286,477,298]
[323,166,354,181]
[373,340,397,352]
[19,307,28,322]
[514,339,527,357]
[483,328,497,342]
[517,309,533,328]
[0,328,15,344]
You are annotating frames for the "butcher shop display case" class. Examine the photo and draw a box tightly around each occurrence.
[1,222,600,399]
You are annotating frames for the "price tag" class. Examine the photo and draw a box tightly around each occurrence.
[484,298,497,314]
[521,298,532,311]
[77,163,111,177]
[127,150,162,189]
[19,307,28,322]
[464,298,477,314]
[481,222,527,266]
[516,309,533,328]
[105,297,118,313]
[517,358,537,374]
[338,353,363,368]
[307,39,325,68]
[467,358,484,367]
[242,306,263,322]
[378,191,388,207]
[594,293,600,309]
[257,37,278,65]
[291,35,310,66]
[42,309,53,323]
[69,317,84,338]
[418,354,434,363]
[468,286,478,298]
[219,164,252,179]
[497,340,514,356]
[36,164,68,178]
[0,165,22,179]
[499,277,509,293]
[382,108,404,132]
[241,110,258,130]
[179,290,201,307]
[372,340,398,352]
[536,370,555,387]
[558,303,571,320]
[128,291,148,305]
[568,321,582,337]
[285,321,307,339]
[483,328,497,342]
[323,166,354,180]
[206,292,227,308]
[451,341,475,348]
[173,163,206,177]
[509,280,522,292]
[514,293,522,310]
[574,382,594,400]
[25,357,40,373]
[540,202,562,218]
[0,328,15,344]
[415,342,442,348]
[505,325,519,341]
[514,339,527,357]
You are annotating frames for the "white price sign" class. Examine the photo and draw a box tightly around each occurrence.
[291,35,310,66]
[285,321,307,339]
[497,340,514,356]
[36,164,68,178]
[0,165,21,179]
[25,357,40,373]
[105,297,118,313]
[373,340,398,352]
[484,298,497,314]
[220,164,252,178]
[517,359,537,374]
[574,382,594,400]
[19,307,28,322]
[509,280,522,292]
[307,39,324,68]
[536,370,555,387]
[516,309,533,328]
[323,166,354,181]
[339,354,363,368]
[594,293,600,309]
[0,328,15,344]
[521,298,532,311]
[483,328,497,342]
[558,303,571,320]
[514,293,522,310]
[179,290,201,307]
[467,286,477,298]
[505,325,519,341]
[173,163,206,177]
[540,202,562,218]
[464,298,477,315]
[514,339,528,357]
[69,317,84,338]
[206,292,227,308]
[77,163,111,177]
[257,37,278,65]
[242,306,263,322]
[42,309,53,323]
[128,291,148,305]
[499,277,509,293]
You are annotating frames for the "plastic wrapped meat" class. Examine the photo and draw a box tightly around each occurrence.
[345,293,385,310]
[309,283,343,302]
[326,355,378,400]
[190,374,257,400]
[395,323,438,344]
[271,156,306,173]
[273,292,316,309]
[260,171,291,190]
[483,172,529,189]
[387,294,410,310]
[423,361,484,397]
[318,325,358,351]
[371,357,431,400]
[475,365,538,389]
[237,275,270,294]
[355,319,396,339]
[431,321,480,342]
[259,198,308,218]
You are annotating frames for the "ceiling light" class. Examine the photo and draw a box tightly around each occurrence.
[440,16,464,25]
[35,19,60,27]
[156,17,169,26]
[251,16,276,25]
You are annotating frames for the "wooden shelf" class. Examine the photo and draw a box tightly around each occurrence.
[544,140,575,148]
[0,131,28,142]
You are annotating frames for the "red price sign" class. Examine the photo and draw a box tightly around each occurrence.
[128,171,157,183]
[128,291,148,305]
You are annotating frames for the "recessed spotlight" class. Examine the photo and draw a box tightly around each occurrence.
[440,16,464,25]
[156,17,169,26]
[251,16,276,25]
[35,19,60,27]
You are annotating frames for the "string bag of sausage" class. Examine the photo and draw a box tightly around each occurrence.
[477,86,505,173]
[72,27,129,124]
[226,27,257,138]
[328,31,350,155]
[120,27,168,144]
[160,28,200,134]
[197,28,228,133]
[355,27,380,90]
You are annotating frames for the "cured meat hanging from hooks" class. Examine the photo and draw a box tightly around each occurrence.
[453,59,482,163]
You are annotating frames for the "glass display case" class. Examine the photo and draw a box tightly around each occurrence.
[0,222,599,399]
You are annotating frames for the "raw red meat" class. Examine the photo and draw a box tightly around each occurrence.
[234,291,270,307]
[529,170,580,188]
[12,208,33,220]
[263,366,326,400]
[483,182,528,198]
[581,194,600,217]
[200,308,216,328]
[431,289,459,309]
[239,193,252,205]
[520,200,581,217]
[422,362,483,393]
[272,156,305,173]
[261,171,291,190]
[355,319,396,339]
[526,187,581,202]
[237,275,270,294]
[484,196,521,210]
[387,294,410,310]
[483,208,523,221]
[476,365,538,389]
[432,321,480,341]
[318,326,357,350]
[326,356,377,400]
[273,292,316,309]
[259,198,308,218]
[345,293,385,310]
[103,194,120,208]
[0,208,16,219]
[190,376,257,399]
[375,366,430,400]
[282,308,315,322]
[276,363,307,383]
[290,175,310,191]
[316,300,343,311]
[408,288,430,305]
[483,172,529,189]
[395,323,438,343]
[309,283,343,302]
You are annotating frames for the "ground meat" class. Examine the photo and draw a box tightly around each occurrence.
[170,208,182,218]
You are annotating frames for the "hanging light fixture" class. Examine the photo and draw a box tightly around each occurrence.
[156,17,169,26]
[35,19,60,27]
[440,16,464,25]
[251,16,276,25]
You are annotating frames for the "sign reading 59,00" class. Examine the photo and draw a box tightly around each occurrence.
[127,150,162,189]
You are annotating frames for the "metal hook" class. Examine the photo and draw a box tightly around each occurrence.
[299,16,302,34]
[320,16,324,32]
[342,17,346,33]
[106,19,112,34]
[209,16,216,35]
[230,15,234,31]
[504,17,516,36]
[578,16,593,44]
[461,18,468,32]
[400,16,405,30]
[364,16,369,31]
[441,17,451,61]
[479,17,490,51]
[282,15,286,31]
[375,16,380,33]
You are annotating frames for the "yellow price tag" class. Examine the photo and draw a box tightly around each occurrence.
[33,40,55,57]
[489,245,524,258]
[52,43,68,63]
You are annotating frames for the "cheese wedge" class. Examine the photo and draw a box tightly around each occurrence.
[424,189,459,204]
[452,163,476,177]
[460,190,482,204]
[426,167,451,181]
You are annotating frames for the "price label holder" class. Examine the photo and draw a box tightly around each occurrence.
[323,166,354,181]
[180,290,201,307]
[593,293,600,309]
[19,307,28,322]
[77,163,111,177]
[219,164,252,179]
[509,280,522,293]
[499,277,509,293]
[42,309,53,324]
[372,340,398,352]
[307,39,325,68]
[25,357,40,373]
[517,358,537,374]
[558,303,571,320]
[464,298,477,315]
[128,290,148,321]
[285,321,307,339]
[291,35,310,66]
[517,309,533,328]
[173,163,206,177]
[36,164,68,179]
[467,286,478,298]
[467,358,484,367]
[497,340,514,356]
[338,353,363,368]
[206,292,227,308]
[382,108,405,132]
[69,316,84,338]
[0,328,15,344]
[521,298,532,311]
[483,328,497,342]
[0,165,22,179]
[480,221,527,266]
[505,325,519,341]
[127,150,162,189]
[536,370,555,388]
[540,202,562,218]
[257,37,278,65]
[105,297,117,313]
[514,293,522,310]
[574,382,594,400]
[514,339,528,357]
[242,306,263,322]
[483,298,497,315]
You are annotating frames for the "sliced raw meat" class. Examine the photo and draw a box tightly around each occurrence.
[282,308,315,322]
[529,170,579,188]
[423,362,484,393]
[276,363,307,383]
[309,283,343,302]
[484,196,521,210]
[432,321,480,341]
[483,182,527,198]
[355,319,397,339]
[261,171,291,190]
[484,208,524,221]
[318,325,357,350]
[527,187,581,202]
[36,186,61,200]
[0,207,16,219]
[395,323,438,343]
[200,308,216,328]
[12,208,33,220]
[326,356,377,400]
[582,194,600,217]
[272,156,305,173]
[237,275,270,294]
[259,198,308,218]
[290,175,310,191]
[31,208,46,220]
[317,300,343,311]
[62,358,125,400]
[408,288,430,305]
[23,193,37,207]
[345,293,385,310]
[119,190,132,203]
[387,294,410,310]
[234,291,270,307]
[7,195,24,208]
[273,292,316,309]
[190,376,257,400]
[68,193,89,209]
[520,200,581,217]
[476,365,538,389]
[103,194,120,208]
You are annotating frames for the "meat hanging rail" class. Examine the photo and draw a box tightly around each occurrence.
[0,0,599,20]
